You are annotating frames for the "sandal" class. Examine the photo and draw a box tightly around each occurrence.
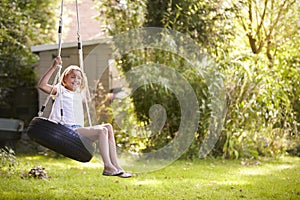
[118,171,132,178]
[102,169,123,176]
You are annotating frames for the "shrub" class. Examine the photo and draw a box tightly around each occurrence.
[0,147,19,177]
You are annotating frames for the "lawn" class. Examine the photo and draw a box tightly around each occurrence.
[0,154,299,200]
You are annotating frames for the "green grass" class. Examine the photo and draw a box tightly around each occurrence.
[1,154,299,200]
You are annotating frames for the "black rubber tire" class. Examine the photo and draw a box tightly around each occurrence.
[27,117,95,162]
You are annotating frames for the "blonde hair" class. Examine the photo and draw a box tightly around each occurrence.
[60,65,87,92]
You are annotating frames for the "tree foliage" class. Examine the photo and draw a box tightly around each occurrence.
[220,0,300,158]
[0,0,57,107]
[94,0,146,35]
[96,0,300,159]
[95,0,227,157]
[234,0,298,66]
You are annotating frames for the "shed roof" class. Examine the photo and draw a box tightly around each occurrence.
[31,38,111,53]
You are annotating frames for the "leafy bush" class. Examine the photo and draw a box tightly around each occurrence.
[0,147,19,177]
[93,81,148,154]
[220,51,300,159]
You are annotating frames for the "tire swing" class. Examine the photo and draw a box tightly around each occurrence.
[27,0,95,162]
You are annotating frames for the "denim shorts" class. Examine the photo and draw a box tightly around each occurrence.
[65,124,82,130]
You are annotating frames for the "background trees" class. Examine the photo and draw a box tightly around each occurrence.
[221,0,300,158]
[96,0,300,159]
[0,0,57,121]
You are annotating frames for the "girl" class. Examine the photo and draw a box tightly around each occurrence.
[38,56,131,178]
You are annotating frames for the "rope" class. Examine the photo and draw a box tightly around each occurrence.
[38,0,64,119]
[75,0,92,127]
[57,0,65,124]
[57,0,64,57]
[38,65,62,117]
[75,0,83,71]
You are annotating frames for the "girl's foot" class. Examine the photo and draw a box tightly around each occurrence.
[118,171,132,178]
[102,169,123,176]
[102,165,120,176]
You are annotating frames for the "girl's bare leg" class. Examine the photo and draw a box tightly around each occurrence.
[76,126,118,172]
[102,123,123,171]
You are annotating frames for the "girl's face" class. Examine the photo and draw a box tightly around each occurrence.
[63,69,83,91]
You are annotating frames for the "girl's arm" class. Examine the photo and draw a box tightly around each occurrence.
[38,56,62,94]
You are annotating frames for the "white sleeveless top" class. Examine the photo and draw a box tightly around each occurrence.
[49,85,84,127]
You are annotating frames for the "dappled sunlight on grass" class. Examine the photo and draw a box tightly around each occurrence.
[133,179,163,186]
[76,158,102,169]
[117,155,178,173]
[22,155,46,161]
[77,161,102,169]
[239,163,295,176]
[1,155,299,199]
[238,157,299,176]
[277,163,294,170]
[239,167,270,176]
[202,179,250,187]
